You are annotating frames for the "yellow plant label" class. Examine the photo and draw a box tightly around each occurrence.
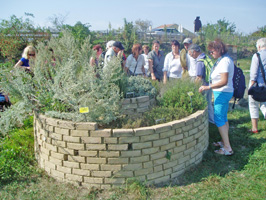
[79,107,89,113]
[187,91,194,97]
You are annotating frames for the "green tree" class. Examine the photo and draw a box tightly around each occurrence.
[251,25,266,37]
[62,21,95,45]
[135,19,152,32]
[117,18,138,54]
[0,14,46,61]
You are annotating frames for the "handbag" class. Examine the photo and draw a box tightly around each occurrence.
[248,53,266,102]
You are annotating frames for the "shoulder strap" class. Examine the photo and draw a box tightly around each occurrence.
[256,53,266,84]
[133,57,138,76]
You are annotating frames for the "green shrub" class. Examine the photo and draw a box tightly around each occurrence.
[143,106,189,126]
[125,76,157,98]
[159,77,207,114]
[0,116,36,184]
[0,31,125,134]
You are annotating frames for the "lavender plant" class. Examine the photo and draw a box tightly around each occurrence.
[0,31,124,134]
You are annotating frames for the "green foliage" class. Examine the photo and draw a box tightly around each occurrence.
[0,116,36,184]
[251,25,266,37]
[0,31,125,134]
[125,76,157,98]
[143,106,189,126]
[61,21,96,45]
[0,14,47,61]
[117,19,138,54]
[159,78,206,114]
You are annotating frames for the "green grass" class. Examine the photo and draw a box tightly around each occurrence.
[237,57,252,71]
[0,107,266,199]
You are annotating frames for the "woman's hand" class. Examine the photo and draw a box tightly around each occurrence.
[199,85,210,93]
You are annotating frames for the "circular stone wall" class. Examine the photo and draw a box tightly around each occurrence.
[34,107,209,189]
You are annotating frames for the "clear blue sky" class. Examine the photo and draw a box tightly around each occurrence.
[2,0,266,34]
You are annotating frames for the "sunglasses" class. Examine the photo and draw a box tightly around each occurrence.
[28,54,35,56]
[208,51,214,54]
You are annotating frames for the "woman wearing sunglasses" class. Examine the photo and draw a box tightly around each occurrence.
[199,39,234,156]
[14,45,36,71]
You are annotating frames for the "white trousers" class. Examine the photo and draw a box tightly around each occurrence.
[248,95,266,119]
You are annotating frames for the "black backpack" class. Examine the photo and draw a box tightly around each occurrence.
[232,64,246,109]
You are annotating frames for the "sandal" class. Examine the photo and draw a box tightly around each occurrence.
[212,141,224,148]
[248,129,259,134]
[215,148,234,156]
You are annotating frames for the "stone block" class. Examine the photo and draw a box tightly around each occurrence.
[50,151,68,160]
[86,144,106,150]
[92,171,112,177]
[122,163,142,171]
[108,158,129,164]
[71,130,89,137]
[73,168,90,176]
[76,150,97,157]
[113,170,133,178]
[105,178,125,184]
[57,165,72,174]
[154,124,172,134]
[54,127,70,135]
[87,158,106,164]
[81,163,100,170]
[65,174,83,182]
[84,177,103,184]
[142,147,159,155]
[132,142,152,150]
[81,137,101,144]
[63,135,80,143]
[63,161,80,169]
[140,133,159,142]
[119,136,140,143]
[113,129,134,137]
[67,143,85,150]
[130,155,149,163]
[51,169,64,179]
[90,129,112,137]
[153,138,169,147]
[136,96,149,103]
[68,155,86,163]
[120,150,141,157]
[104,137,118,144]
[76,122,98,130]
[134,127,154,136]
[101,164,121,171]
[57,120,75,130]
[99,151,120,157]
[161,142,176,151]
[134,168,153,176]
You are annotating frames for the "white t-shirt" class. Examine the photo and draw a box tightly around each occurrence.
[163,52,182,78]
[187,54,197,77]
[142,53,149,74]
[211,56,234,92]
[125,54,145,75]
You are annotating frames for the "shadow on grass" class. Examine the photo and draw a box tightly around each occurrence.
[167,108,266,187]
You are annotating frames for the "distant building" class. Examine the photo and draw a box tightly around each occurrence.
[153,24,196,38]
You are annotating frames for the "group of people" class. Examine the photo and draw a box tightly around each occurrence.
[7,37,266,156]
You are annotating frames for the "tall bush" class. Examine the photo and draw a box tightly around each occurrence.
[0,31,125,134]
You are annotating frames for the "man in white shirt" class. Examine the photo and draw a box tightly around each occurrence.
[180,38,197,80]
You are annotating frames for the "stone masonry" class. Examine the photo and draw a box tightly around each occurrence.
[121,96,156,116]
[34,107,209,189]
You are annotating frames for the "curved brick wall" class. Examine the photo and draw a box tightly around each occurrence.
[34,108,208,189]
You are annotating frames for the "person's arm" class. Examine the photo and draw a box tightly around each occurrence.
[249,54,259,88]
[90,57,95,66]
[14,60,23,68]
[195,76,202,83]
[149,59,156,80]
[163,71,168,84]
[199,73,228,93]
